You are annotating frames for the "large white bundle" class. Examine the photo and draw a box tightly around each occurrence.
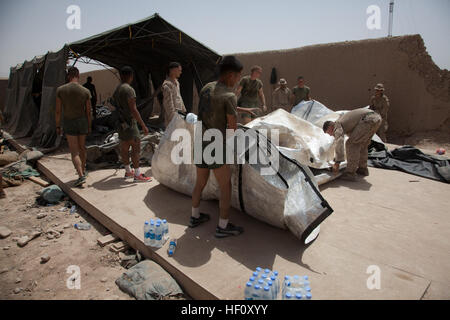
[247,109,337,169]
[151,114,333,243]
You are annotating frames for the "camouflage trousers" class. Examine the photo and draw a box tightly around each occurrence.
[376,119,388,142]
[345,113,382,174]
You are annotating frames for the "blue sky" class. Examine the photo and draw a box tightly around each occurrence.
[0,0,449,77]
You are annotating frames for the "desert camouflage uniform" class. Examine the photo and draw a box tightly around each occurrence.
[162,78,186,127]
[272,87,292,112]
[369,94,389,142]
[334,108,382,174]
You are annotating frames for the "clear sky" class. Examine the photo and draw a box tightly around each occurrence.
[0,0,449,77]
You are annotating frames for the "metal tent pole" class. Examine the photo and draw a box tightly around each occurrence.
[388,0,395,37]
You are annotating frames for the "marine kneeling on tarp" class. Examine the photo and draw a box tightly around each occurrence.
[322,108,382,181]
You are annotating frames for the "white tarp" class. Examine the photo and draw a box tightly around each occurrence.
[151,114,333,243]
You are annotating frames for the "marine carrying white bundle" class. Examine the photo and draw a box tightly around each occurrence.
[151,112,333,244]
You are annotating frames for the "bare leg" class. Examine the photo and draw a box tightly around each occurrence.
[213,165,232,220]
[78,135,87,175]
[120,140,132,166]
[66,135,84,178]
[192,167,210,208]
[130,137,141,170]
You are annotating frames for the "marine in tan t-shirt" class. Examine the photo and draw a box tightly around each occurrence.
[56,82,91,135]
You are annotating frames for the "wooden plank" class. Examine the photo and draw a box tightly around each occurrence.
[112,240,127,250]
[28,176,50,187]
[97,234,119,247]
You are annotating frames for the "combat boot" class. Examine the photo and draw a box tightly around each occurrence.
[340,172,357,181]
[356,167,369,176]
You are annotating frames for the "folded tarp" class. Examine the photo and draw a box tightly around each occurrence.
[368,145,450,183]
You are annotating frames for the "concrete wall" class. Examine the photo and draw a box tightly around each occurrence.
[79,35,450,137]
[234,34,450,137]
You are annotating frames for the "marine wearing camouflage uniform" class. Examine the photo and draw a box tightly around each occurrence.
[272,78,292,112]
[369,83,390,142]
[333,108,382,178]
[162,78,186,127]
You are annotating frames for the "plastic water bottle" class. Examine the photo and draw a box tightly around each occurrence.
[291,275,301,291]
[266,280,276,300]
[149,220,156,247]
[299,275,310,287]
[154,221,163,248]
[282,280,291,298]
[162,219,169,241]
[249,276,256,283]
[74,223,90,230]
[259,271,270,284]
[282,291,293,300]
[251,285,262,300]
[294,293,303,300]
[143,221,151,246]
[255,267,262,273]
[244,282,254,300]
[269,275,279,297]
[167,239,177,256]
[70,205,77,214]
[186,113,198,124]
[261,286,272,300]
[290,275,310,296]
[257,279,265,289]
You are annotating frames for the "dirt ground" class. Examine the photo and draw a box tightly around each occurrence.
[389,130,450,154]
[0,179,134,300]
[0,133,447,300]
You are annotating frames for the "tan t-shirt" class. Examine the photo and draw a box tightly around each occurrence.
[238,75,263,107]
[292,85,310,106]
[56,82,91,121]
[198,81,237,137]
[112,83,137,124]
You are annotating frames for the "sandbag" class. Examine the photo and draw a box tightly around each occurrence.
[115,260,183,300]
[0,151,19,166]
[39,184,65,204]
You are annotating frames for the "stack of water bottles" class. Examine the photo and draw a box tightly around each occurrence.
[281,275,312,300]
[143,218,169,248]
[244,267,280,300]
[244,267,312,300]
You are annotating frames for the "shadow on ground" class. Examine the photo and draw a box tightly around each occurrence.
[143,183,323,276]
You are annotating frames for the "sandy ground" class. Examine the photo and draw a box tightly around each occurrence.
[0,179,134,300]
[390,131,450,154]
[1,134,447,300]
